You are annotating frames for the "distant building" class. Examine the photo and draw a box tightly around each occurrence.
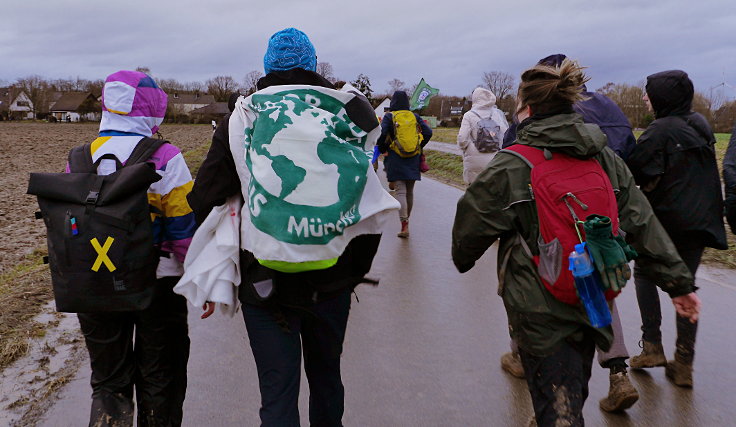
[374,97,391,118]
[0,87,34,120]
[168,92,216,114]
[49,92,100,122]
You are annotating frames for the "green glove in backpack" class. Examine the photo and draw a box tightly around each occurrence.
[583,214,638,292]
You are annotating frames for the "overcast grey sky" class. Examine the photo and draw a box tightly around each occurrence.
[2,0,735,99]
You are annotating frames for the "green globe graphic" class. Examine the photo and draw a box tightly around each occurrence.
[244,89,371,245]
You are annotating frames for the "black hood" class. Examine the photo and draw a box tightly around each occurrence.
[646,70,694,118]
[389,91,410,111]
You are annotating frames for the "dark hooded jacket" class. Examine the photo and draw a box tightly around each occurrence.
[187,68,382,308]
[722,122,736,233]
[452,112,694,356]
[626,70,727,250]
[377,91,433,181]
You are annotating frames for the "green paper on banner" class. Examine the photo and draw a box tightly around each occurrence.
[410,78,439,111]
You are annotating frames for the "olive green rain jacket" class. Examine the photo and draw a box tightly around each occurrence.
[451,113,695,356]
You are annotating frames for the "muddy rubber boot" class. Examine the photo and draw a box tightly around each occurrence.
[629,341,667,369]
[599,371,639,412]
[397,220,409,238]
[665,357,693,388]
[500,351,525,379]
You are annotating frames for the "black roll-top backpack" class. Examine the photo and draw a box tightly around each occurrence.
[27,137,166,312]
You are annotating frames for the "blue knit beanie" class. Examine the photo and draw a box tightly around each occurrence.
[263,28,317,74]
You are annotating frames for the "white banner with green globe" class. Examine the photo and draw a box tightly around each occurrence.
[228,84,400,264]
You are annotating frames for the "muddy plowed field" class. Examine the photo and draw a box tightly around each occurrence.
[0,122,212,275]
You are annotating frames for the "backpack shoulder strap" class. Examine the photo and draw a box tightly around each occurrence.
[127,137,167,166]
[502,144,547,168]
[68,143,95,173]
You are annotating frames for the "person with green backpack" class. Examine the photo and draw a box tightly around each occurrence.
[377,90,433,237]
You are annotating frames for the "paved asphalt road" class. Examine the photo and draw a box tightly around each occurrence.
[40,173,736,426]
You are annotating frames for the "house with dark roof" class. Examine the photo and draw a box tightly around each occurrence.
[49,92,99,122]
[167,92,216,114]
[0,87,34,120]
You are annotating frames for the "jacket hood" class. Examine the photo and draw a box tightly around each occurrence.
[646,70,693,118]
[389,91,410,111]
[99,70,167,137]
[471,87,496,110]
[516,113,608,159]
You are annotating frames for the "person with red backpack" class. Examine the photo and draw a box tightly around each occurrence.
[377,90,433,238]
[452,59,700,426]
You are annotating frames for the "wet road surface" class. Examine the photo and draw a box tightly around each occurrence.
[39,174,736,426]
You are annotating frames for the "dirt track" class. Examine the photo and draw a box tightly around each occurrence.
[0,122,212,275]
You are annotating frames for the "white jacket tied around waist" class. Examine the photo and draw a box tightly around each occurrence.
[174,196,241,317]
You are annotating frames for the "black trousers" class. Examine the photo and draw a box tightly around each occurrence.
[77,276,190,427]
[519,334,596,427]
[634,245,703,364]
[242,289,352,427]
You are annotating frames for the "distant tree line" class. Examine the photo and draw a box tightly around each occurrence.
[5,66,735,132]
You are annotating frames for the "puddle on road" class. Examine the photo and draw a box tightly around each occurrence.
[0,302,84,426]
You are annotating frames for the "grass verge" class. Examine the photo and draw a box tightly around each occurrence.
[423,150,465,189]
[0,247,53,370]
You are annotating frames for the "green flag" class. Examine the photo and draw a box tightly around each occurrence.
[409,78,439,111]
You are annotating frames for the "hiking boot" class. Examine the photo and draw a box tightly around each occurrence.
[599,371,639,412]
[397,220,409,238]
[629,341,667,369]
[665,358,693,388]
[500,351,525,379]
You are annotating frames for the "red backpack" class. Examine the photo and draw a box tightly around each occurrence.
[504,144,620,305]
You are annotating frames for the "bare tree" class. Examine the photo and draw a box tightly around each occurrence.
[388,78,406,93]
[316,62,336,83]
[206,76,240,102]
[481,71,515,100]
[184,81,205,93]
[243,70,264,95]
[596,82,648,128]
[16,75,49,119]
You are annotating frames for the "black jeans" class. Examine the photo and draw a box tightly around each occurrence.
[77,276,190,427]
[634,245,703,364]
[519,334,596,427]
[243,289,352,427]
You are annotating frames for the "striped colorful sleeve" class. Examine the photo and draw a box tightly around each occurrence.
[151,145,196,263]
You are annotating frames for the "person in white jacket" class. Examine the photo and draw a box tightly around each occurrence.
[457,87,509,185]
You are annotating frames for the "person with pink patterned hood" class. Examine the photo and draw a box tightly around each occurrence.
[75,70,194,426]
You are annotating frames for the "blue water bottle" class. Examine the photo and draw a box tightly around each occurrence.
[569,243,612,328]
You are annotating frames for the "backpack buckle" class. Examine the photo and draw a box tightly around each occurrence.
[86,191,100,204]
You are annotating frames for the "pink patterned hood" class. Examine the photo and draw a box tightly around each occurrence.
[99,70,167,137]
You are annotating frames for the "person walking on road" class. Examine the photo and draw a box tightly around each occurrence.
[452,59,701,426]
[625,70,727,387]
[457,87,509,185]
[187,28,398,426]
[377,90,433,238]
[723,122,736,235]
[76,70,194,426]
[500,54,640,413]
